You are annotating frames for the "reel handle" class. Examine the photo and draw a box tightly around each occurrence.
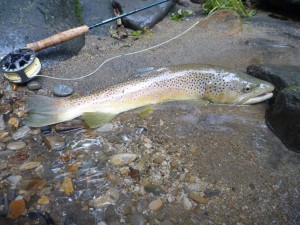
[26,25,89,52]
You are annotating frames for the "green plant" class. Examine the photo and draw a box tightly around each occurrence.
[202,0,255,17]
[130,28,153,39]
[171,9,194,21]
[74,0,83,24]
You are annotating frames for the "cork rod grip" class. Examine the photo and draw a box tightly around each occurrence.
[26,25,89,52]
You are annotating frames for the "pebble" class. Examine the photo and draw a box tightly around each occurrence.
[187,183,201,192]
[27,81,42,90]
[153,155,165,164]
[7,189,16,201]
[144,143,152,149]
[40,125,52,135]
[160,220,173,225]
[110,153,137,166]
[89,187,119,207]
[0,103,13,115]
[0,115,5,131]
[0,150,14,158]
[19,161,41,171]
[130,213,146,225]
[144,184,163,196]
[12,126,31,140]
[0,131,10,140]
[8,117,19,128]
[37,196,50,205]
[148,198,163,210]
[188,192,209,204]
[0,161,8,171]
[54,119,86,132]
[44,135,65,150]
[6,141,26,151]
[53,84,74,97]
[0,142,5,151]
[7,175,22,186]
[7,199,25,219]
[204,188,221,197]
[59,177,74,196]
[183,196,193,210]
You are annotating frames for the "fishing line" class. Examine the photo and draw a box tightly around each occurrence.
[34,11,299,82]
[34,19,202,81]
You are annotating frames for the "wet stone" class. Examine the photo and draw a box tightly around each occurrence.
[0,103,13,116]
[0,161,8,171]
[160,220,173,225]
[6,141,26,151]
[54,119,86,132]
[153,155,165,164]
[44,135,65,150]
[130,212,146,225]
[0,131,10,141]
[0,150,14,158]
[7,199,25,219]
[7,175,22,186]
[183,196,192,210]
[40,125,52,135]
[37,196,49,205]
[144,184,163,196]
[7,189,16,202]
[204,188,221,197]
[110,153,137,166]
[0,115,5,131]
[53,84,74,97]
[0,142,5,151]
[27,81,42,91]
[59,177,74,196]
[12,126,31,140]
[188,192,209,204]
[19,162,41,171]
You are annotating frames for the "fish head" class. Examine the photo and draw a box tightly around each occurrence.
[203,71,275,105]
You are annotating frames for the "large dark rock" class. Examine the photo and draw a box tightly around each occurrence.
[247,64,300,153]
[266,87,300,153]
[0,0,85,64]
[247,64,300,102]
[112,0,176,30]
[268,0,300,11]
[79,0,114,36]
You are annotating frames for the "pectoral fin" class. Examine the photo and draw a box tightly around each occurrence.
[82,112,116,128]
[137,105,154,118]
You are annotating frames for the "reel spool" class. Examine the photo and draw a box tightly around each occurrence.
[0,48,41,84]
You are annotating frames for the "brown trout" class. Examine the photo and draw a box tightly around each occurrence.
[25,64,274,128]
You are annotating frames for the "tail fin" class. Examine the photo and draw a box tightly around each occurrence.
[25,95,69,127]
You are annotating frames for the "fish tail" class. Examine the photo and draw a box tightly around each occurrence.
[25,95,76,127]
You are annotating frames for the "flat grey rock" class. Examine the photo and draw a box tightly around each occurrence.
[53,84,74,97]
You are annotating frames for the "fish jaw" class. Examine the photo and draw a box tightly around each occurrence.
[236,82,275,105]
[241,92,273,104]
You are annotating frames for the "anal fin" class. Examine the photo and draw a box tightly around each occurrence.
[82,112,116,128]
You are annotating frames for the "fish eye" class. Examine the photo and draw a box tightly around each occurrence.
[243,84,253,93]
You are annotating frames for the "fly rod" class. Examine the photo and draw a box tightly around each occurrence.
[0,0,174,83]
[27,0,173,51]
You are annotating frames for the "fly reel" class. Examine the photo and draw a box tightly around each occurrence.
[0,48,41,83]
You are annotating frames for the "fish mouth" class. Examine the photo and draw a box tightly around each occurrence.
[241,92,273,105]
